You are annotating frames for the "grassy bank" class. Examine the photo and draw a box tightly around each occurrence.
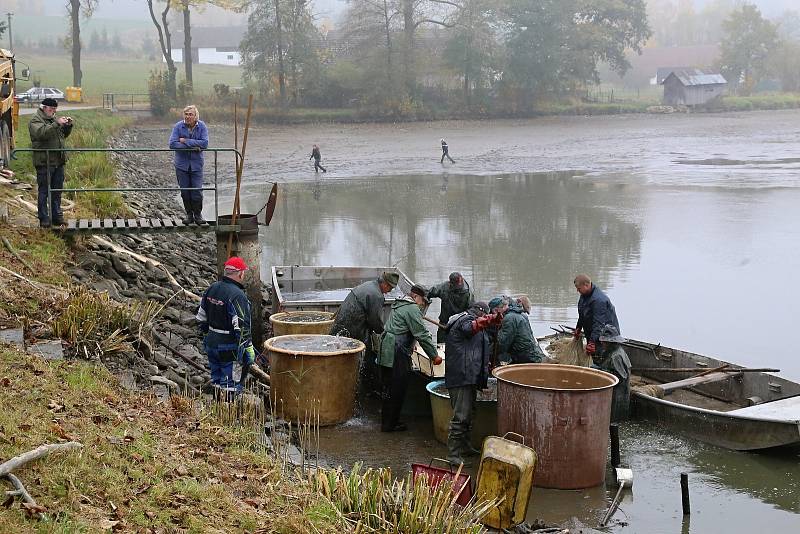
[14,52,243,104]
[0,348,325,532]
[9,109,131,219]
[708,93,800,111]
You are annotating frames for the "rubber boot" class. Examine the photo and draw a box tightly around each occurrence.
[447,435,473,468]
[193,199,207,225]
[181,198,194,225]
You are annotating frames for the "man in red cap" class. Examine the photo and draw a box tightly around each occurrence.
[196,256,257,394]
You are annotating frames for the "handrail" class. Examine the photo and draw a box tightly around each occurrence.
[10,147,243,227]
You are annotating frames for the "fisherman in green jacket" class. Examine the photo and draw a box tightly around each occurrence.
[497,300,546,363]
[29,98,73,228]
[427,272,474,343]
[378,284,441,432]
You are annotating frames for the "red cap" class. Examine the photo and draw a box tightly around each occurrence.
[224,256,248,271]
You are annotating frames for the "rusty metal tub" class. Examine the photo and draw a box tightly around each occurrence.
[269,311,335,337]
[493,363,618,489]
[265,335,364,426]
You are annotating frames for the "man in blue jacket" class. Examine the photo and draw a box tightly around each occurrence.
[444,301,500,466]
[196,256,257,396]
[574,274,620,358]
[169,105,209,225]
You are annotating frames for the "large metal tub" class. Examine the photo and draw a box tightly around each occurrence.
[269,311,335,337]
[493,363,618,489]
[426,379,497,447]
[265,334,364,426]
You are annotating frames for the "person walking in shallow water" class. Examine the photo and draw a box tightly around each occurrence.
[441,138,455,164]
[310,144,327,173]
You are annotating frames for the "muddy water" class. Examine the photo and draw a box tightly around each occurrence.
[208,110,800,531]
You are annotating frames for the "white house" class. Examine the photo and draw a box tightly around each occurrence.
[167,26,245,66]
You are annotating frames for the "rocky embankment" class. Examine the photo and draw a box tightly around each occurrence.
[68,127,247,396]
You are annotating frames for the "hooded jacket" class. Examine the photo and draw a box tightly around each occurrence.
[329,279,386,342]
[497,303,545,363]
[428,280,474,343]
[444,311,490,389]
[377,297,438,369]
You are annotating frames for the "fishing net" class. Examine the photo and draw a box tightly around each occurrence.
[547,336,592,367]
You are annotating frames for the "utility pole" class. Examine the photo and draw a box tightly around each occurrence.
[6,13,12,50]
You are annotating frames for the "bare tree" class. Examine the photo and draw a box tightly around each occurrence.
[147,0,178,99]
[67,0,98,87]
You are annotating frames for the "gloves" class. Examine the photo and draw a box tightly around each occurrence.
[242,345,256,366]
[573,327,582,339]
[471,315,492,333]
[585,341,596,356]
[472,313,501,333]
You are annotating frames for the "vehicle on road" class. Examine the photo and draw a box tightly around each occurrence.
[14,86,65,104]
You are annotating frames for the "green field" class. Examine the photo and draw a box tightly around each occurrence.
[14,52,243,103]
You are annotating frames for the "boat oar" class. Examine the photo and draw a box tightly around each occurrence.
[633,367,780,374]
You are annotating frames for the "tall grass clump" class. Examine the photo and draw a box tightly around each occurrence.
[315,463,494,533]
[53,286,161,359]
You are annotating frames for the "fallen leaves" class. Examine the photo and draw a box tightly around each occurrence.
[1,376,10,387]
[47,399,65,412]
[21,501,47,518]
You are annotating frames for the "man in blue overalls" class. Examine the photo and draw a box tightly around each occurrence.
[196,256,257,396]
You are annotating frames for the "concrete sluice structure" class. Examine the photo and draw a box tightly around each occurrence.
[265,334,365,426]
[493,363,618,489]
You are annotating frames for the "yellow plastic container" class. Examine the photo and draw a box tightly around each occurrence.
[475,432,536,529]
[65,86,82,103]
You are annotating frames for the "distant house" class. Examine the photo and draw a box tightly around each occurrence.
[168,27,245,66]
[660,69,727,106]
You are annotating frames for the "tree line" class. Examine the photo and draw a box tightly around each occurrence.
[236,0,652,113]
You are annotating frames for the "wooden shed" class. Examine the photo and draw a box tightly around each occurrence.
[661,69,727,106]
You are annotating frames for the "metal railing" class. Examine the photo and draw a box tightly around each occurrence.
[103,93,150,111]
[10,147,242,228]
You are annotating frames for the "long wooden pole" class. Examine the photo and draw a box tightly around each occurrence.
[226,94,254,258]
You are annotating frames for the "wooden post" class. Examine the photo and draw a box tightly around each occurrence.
[681,472,690,515]
[610,424,620,468]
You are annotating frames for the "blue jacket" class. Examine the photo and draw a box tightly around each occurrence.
[444,311,490,389]
[196,277,253,361]
[169,120,209,171]
[577,284,620,343]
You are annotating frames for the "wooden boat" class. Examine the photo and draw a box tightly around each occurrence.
[541,335,800,451]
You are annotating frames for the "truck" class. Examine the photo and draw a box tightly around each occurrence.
[0,48,20,170]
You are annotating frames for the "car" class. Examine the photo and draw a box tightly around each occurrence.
[14,87,65,104]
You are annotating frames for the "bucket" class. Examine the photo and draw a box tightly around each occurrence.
[265,334,364,426]
[426,379,497,447]
[493,363,618,489]
[269,311,335,337]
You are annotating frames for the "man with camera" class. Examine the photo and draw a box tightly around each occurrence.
[29,97,73,228]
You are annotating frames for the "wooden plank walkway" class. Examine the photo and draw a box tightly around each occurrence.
[59,217,239,235]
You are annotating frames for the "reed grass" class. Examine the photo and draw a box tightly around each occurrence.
[314,463,494,533]
[52,286,161,359]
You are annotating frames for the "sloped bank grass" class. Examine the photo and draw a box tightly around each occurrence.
[0,347,492,532]
[11,109,132,219]
[709,93,800,112]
